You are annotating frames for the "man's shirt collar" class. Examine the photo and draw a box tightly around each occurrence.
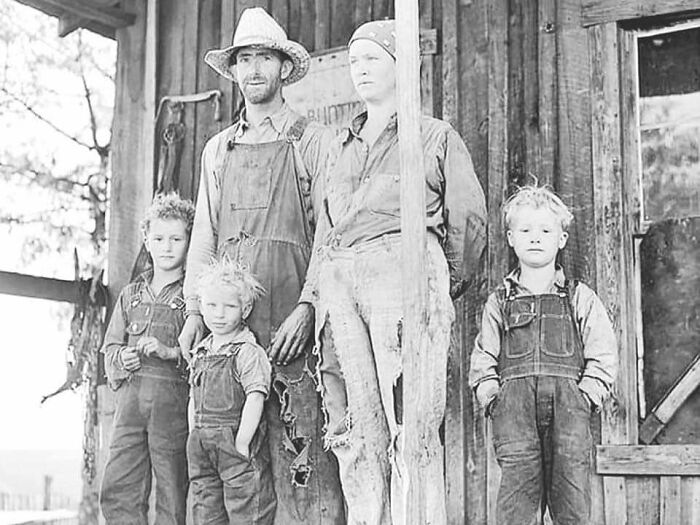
[234,102,293,139]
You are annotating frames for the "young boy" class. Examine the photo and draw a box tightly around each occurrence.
[469,185,618,525]
[100,192,195,525]
[187,258,276,524]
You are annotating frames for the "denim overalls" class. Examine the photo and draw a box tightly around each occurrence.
[187,340,276,525]
[100,279,189,525]
[490,281,593,525]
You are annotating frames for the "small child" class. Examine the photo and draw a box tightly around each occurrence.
[187,258,276,524]
[100,192,195,524]
[469,185,618,524]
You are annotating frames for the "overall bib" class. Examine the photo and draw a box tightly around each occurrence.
[491,283,593,525]
[101,285,189,525]
[216,119,344,525]
[188,346,276,524]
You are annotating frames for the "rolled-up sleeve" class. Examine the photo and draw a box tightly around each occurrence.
[573,283,618,395]
[441,128,487,298]
[102,290,130,389]
[469,292,503,388]
[183,136,222,312]
[236,343,273,397]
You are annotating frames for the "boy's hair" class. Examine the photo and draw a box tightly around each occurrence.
[140,192,196,237]
[503,184,574,231]
[197,257,266,308]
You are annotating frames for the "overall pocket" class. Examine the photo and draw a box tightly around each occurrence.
[231,162,272,210]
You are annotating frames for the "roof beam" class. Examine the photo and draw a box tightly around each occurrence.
[16,0,135,37]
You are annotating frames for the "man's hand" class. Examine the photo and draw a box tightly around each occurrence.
[119,346,141,372]
[475,379,500,410]
[138,336,178,360]
[179,314,205,363]
[268,303,314,366]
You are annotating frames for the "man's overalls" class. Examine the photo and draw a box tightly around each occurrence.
[100,282,189,525]
[187,342,276,524]
[490,281,593,525]
[215,117,344,524]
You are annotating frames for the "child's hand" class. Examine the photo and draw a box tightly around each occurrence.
[120,346,141,372]
[475,379,500,410]
[139,336,177,360]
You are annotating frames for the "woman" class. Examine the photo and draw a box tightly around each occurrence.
[303,20,487,524]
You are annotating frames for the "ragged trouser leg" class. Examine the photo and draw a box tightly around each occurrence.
[491,376,593,525]
[315,235,454,525]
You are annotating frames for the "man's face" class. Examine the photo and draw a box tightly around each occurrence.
[348,39,396,104]
[234,47,292,104]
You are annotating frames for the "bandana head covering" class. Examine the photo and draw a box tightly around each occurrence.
[348,19,396,59]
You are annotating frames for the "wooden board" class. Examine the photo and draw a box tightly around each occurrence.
[581,0,700,27]
[597,445,700,476]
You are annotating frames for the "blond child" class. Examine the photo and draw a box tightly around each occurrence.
[469,185,617,524]
[100,192,195,524]
[187,258,276,524]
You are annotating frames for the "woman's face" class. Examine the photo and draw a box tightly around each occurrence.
[348,39,396,104]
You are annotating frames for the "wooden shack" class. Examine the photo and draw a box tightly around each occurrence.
[14,0,700,523]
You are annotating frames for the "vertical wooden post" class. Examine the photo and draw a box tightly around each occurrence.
[43,475,52,511]
[395,0,433,523]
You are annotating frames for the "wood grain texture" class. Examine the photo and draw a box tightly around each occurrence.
[581,0,700,27]
[660,476,682,525]
[597,445,700,476]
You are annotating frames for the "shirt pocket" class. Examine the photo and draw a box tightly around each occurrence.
[504,302,537,358]
[367,171,401,218]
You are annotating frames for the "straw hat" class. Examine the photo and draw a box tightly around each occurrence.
[205,7,310,85]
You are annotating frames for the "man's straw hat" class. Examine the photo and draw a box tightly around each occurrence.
[205,7,310,85]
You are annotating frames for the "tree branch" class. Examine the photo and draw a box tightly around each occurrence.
[0,86,94,151]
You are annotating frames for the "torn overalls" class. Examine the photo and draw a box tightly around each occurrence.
[491,282,593,525]
[100,274,189,525]
[188,112,345,524]
[187,331,276,524]
[304,112,487,525]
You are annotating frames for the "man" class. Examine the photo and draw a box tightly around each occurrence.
[178,8,344,524]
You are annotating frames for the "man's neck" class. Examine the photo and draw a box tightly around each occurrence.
[150,267,183,296]
[212,326,246,351]
[244,95,284,129]
[518,263,557,295]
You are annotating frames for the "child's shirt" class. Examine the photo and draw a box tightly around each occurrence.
[190,327,272,428]
[469,267,617,407]
[102,271,187,390]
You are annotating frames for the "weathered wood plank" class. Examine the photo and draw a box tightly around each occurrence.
[440,0,458,126]
[314,0,330,50]
[298,0,315,52]
[270,0,289,30]
[0,271,83,304]
[329,0,354,47]
[588,20,629,524]
[373,0,391,19]
[419,0,434,116]
[355,0,372,26]
[219,0,237,123]
[535,0,557,186]
[178,0,200,197]
[395,0,433,521]
[506,0,525,188]
[660,476,682,525]
[597,445,700,476]
[581,0,700,27]
[627,477,660,525]
[556,0,594,282]
[16,0,135,29]
[681,478,700,525]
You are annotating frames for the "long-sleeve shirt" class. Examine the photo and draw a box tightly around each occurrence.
[469,268,618,406]
[301,112,487,302]
[183,103,335,312]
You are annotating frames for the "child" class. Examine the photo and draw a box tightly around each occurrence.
[100,192,195,524]
[469,185,618,525]
[187,258,276,524]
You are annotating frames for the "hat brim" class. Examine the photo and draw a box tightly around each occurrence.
[205,39,310,85]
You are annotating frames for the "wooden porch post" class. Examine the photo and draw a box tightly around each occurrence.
[395,0,435,523]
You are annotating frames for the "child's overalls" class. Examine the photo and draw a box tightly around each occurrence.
[490,281,593,525]
[100,282,189,525]
[187,343,276,525]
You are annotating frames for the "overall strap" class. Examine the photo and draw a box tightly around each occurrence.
[563,279,584,347]
[286,116,309,143]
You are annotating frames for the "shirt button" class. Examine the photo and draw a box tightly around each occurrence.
[393,175,400,182]
[131,323,139,331]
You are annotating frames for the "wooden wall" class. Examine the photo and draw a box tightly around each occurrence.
[106,1,700,524]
